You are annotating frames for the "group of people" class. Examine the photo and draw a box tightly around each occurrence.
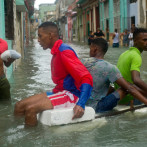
[112,24,136,48]
[89,25,135,49]
[1,22,147,127]
[88,28,105,45]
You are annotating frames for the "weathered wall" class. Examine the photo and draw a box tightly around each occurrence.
[138,0,146,28]
[13,1,22,69]
[129,1,138,27]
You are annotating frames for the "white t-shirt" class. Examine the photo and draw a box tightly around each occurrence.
[113,33,119,43]
[128,33,134,47]
[128,33,133,39]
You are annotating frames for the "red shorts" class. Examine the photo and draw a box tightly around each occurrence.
[47,90,79,109]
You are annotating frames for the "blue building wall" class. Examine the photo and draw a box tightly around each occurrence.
[0,0,6,39]
[99,2,105,31]
[109,0,114,33]
[6,40,13,79]
[99,0,129,33]
[0,0,13,80]
[120,0,128,32]
[99,0,115,33]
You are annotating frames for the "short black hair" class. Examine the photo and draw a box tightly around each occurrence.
[91,38,108,54]
[38,21,59,36]
[39,21,57,29]
[133,27,147,40]
[115,29,117,32]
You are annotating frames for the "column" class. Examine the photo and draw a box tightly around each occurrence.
[0,0,5,38]
[101,2,105,31]
[89,10,91,31]
[120,0,128,32]
[109,0,114,33]
[93,5,96,32]
[124,0,128,29]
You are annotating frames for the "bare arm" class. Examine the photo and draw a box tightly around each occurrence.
[131,70,147,96]
[116,77,147,105]
[106,85,115,96]
[120,33,123,38]
[132,84,147,96]
[112,33,115,39]
[4,58,15,67]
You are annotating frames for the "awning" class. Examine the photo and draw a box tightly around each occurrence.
[16,0,27,12]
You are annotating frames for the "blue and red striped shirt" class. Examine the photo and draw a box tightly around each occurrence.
[50,40,93,109]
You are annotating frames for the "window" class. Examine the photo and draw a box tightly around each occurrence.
[131,16,135,25]
[4,0,14,40]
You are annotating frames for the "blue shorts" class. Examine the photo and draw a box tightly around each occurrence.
[46,91,54,96]
[113,43,119,48]
[96,91,120,113]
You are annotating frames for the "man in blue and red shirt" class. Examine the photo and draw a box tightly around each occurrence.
[14,22,93,126]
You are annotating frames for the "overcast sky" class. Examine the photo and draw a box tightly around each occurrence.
[34,0,56,9]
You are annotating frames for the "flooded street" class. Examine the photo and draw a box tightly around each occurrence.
[0,40,147,147]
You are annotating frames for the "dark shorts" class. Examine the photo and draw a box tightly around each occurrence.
[123,40,129,45]
[0,75,11,100]
[113,43,119,48]
[96,92,120,113]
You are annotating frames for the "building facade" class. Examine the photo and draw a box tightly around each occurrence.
[53,0,147,44]
[0,0,34,79]
[138,0,147,28]
[39,4,56,23]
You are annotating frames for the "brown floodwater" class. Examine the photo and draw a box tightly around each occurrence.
[0,40,147,147]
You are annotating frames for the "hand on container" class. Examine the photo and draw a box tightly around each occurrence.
[72,105,84,120]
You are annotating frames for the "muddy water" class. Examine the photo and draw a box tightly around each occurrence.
[0,40,147,147]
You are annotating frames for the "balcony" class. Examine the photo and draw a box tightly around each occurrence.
[77,0,87,4]
[16,0,27,12]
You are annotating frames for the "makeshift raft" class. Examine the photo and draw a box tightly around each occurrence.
[37,107,95,126]
[37,105,147,126]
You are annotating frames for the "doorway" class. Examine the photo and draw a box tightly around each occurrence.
[131,16,135,26]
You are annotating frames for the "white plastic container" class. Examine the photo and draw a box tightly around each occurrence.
[1,50,21,61]
[37,106,95,126]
